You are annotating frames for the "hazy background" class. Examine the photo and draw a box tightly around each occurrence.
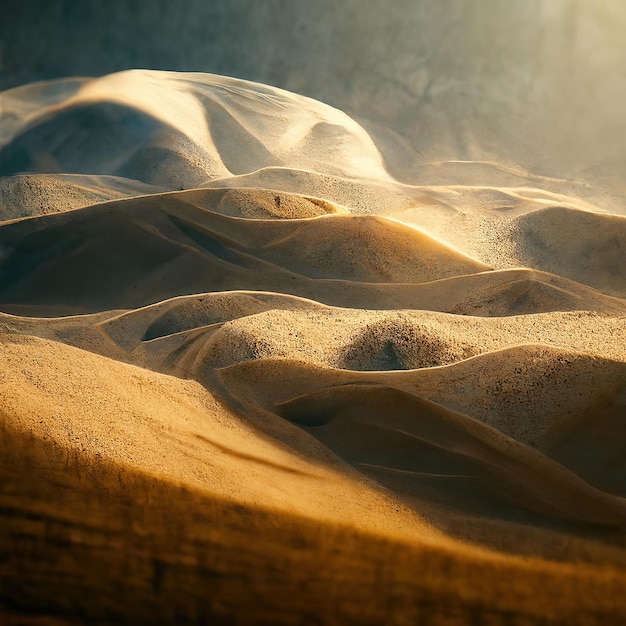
[2,0,626,194]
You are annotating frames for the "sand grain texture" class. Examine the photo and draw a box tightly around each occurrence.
[1,70,626,625]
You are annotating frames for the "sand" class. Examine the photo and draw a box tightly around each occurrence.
[1,69,626,625]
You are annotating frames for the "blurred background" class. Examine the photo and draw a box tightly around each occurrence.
[2,0,626,193]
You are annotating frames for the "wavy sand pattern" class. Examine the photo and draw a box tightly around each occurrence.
[1,70,626,625]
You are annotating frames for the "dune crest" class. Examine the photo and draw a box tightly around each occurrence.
[1,70,626,624]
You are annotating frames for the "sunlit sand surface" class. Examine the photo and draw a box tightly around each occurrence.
[1,70,625,625]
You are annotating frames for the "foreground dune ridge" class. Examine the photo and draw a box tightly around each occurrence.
[1,70,626,624]
[5,417,626,626]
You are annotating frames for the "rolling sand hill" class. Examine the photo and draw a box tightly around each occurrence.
[1,70,626,625]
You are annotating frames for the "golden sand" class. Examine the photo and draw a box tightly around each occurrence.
[1,70,625,625]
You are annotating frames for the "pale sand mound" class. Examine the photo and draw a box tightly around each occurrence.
[511,205,626,297]
[0,172,165,220]
[185,187,348,219]
[112,291,329,344]
[0,70,392,185]
[2,70,626,624]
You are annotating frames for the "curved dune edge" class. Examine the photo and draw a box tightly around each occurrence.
[2,70,626,624]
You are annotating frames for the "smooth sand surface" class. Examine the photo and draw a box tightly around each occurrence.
[1,70,626,625]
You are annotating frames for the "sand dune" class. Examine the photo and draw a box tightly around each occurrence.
[0,197,484,315]
[0,70,392,185]
[1,191,623,317]
[213,344,626,451]
[0,172,165,220]
[511,205,626,297]
[2,70,626,624]
[274,383,626,527]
